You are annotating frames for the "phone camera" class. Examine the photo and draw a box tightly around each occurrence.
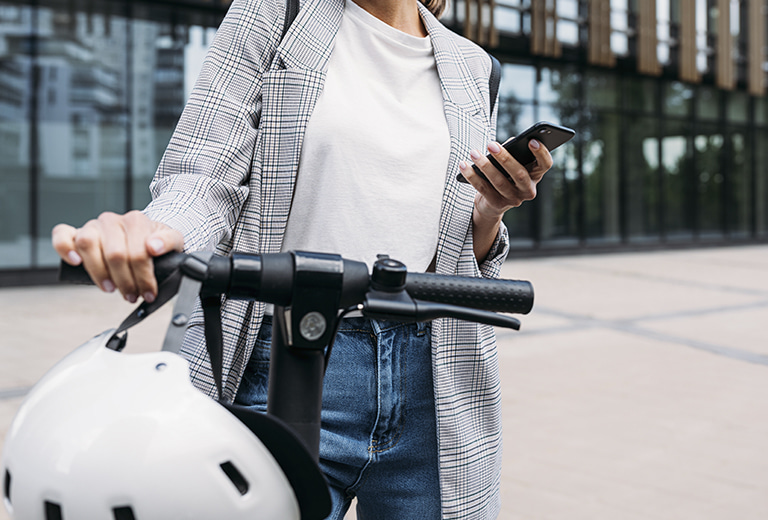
[540,129,551,134]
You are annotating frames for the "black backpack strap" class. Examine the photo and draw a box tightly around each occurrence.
[282,0,299,39]
[488,53,501,116]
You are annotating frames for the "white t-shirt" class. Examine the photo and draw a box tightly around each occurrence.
[280,0,451,272]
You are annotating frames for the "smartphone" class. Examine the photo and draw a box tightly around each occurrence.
[457,121,576,184]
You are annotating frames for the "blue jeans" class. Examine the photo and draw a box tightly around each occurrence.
[234,316,441,519]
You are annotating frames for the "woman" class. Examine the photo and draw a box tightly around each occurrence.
[53,0,552,517]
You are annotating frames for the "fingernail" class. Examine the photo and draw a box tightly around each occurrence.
[488,141,501,154]
[67,251,82,265]
[143,292,156,304]
[459,161,468,170]
[470,149,482,161]
[125,294,138,304]
[102,280,116,293]
[530,139,540,150]
[148,238,165,255]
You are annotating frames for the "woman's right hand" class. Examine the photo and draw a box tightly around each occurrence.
[52,211,185,304]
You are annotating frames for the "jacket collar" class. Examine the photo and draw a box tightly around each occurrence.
[276,0,486,116]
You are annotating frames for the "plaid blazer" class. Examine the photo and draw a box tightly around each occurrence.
[145,0,510,517]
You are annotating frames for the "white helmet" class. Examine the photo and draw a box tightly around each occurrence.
[1,330,301,520]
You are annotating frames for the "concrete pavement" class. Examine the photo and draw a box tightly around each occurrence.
[1,245,767,519]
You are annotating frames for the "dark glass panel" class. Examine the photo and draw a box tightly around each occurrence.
[663,81,693,117]
[661,120,694,240]
[583,112,620,243]
[726,91,748,123]
[757,129,768,237]
[694,126,724,237]
[0,4,32,268]
[697,86,720,121]
[625,116,660,240]
[500,63,535,103]
[584,71,618,110]
[623,77,656,113]
[538,140,579,244]
[538,65,581,114]
[725,129,750,237]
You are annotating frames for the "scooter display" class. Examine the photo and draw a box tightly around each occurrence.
[1,251,533,520]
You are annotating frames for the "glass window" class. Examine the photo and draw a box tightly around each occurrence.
[538,140,580,244]
[35,4,130,266]
[496,101,535,142]
[611,0,630,56]
[726,91,748,123]
[623,77,657,113]
[0,4,32,268]
[662,121,694,240]
[697,86,720,121]
[695,126,724,237]
[664,81,694,117]
[584,71,618,109]
[500,63,535,103]
[538,66,580,109]
[625,116,660,240]
[583,113,620,243]
[726,130,751,237]
[757,129,768,236]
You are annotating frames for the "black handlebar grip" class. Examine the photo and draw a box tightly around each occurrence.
[58,261,95,285]
[405,273,534,315]
[58,252,188,286]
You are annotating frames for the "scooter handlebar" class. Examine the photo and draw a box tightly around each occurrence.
[59,252,534,315]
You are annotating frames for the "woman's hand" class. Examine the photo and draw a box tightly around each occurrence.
[459,139,553,262]
[52,211,184,303]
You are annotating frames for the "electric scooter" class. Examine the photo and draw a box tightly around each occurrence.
[1,251,533,520]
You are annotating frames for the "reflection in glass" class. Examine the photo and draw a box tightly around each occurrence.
[726,92,748,123]
[623,77,656,113]
[757,130,768,236]
[726,131,750,237]
[697,86,719,120]
[625,117,660,240]
[539,141,579,244]
[584,72,618,109]
[664,82,693,117]
[583,113,620,242]
[0,4,32,268]
[662,121,694,239]
[500,63,535,102]
[538,66,580,109]
[695,127,724,236]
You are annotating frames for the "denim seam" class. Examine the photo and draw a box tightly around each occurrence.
[369,330,408,454]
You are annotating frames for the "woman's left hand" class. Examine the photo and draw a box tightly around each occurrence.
[459,139,553,220]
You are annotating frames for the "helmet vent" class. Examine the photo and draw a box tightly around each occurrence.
[113,506,136,520]
[220,461,249,495]
[3,469,10,505]
[44,501,63,520]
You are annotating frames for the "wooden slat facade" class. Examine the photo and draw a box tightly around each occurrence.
[679,0,701,83]
[531,0,561,58]
[716,0,736,89]
[637,0,662,75]
[748,0,766,95]
[588,0,615,67]
[464,0,499,48]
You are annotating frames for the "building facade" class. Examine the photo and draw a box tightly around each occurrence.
[1,0,767,284]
